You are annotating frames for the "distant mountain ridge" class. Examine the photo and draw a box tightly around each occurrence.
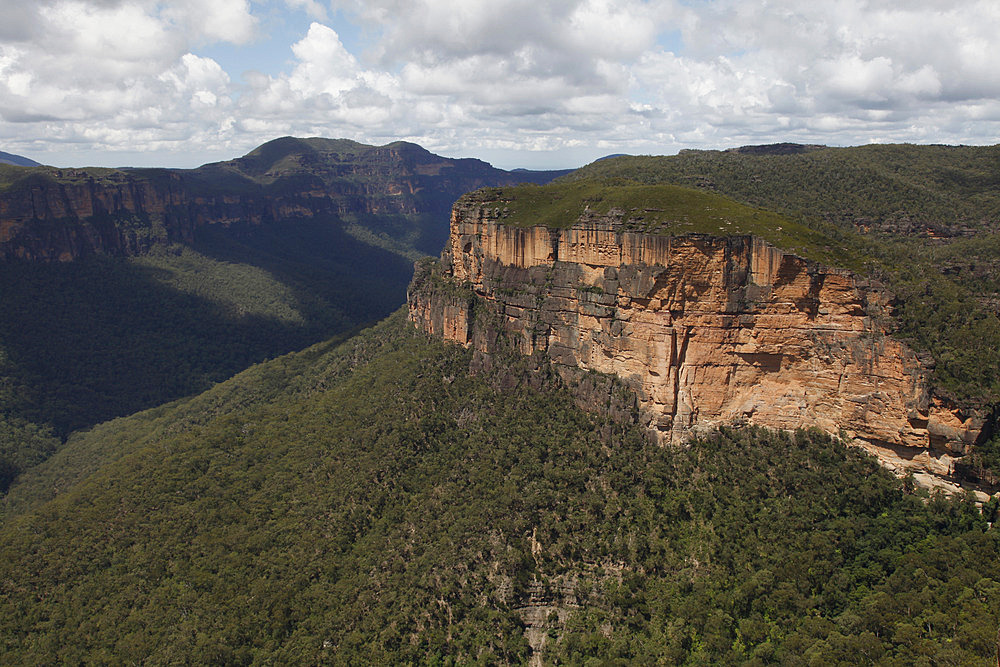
[0,136,571,262]
[0,150,40,167]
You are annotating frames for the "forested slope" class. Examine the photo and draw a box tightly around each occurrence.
[2,312,999,664]
[0,137,569,490]
[0,224,412,492]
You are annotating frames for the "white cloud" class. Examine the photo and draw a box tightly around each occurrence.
[162,0,258,45]
[3,0,1000,168]
[288,23,361,96]
[236,21,404,134]
[818,55,896,104]
[0,0,255,159]
[40,1,180,68]
[160,54,233,113]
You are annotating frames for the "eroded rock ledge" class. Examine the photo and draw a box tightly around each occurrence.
[408,197,988,493]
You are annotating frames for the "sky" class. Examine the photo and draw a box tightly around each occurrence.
[1,0,999,171]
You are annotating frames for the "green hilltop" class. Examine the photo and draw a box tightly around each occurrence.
[567,143,1000,236]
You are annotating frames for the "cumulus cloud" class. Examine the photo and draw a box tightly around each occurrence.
[235,22,403,136]
[2,0,1000,167]
[288,23,363,96]
[0,0,256,159]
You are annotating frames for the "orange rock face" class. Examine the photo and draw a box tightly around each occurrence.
[409,198,985,486]
[0,170,196,260]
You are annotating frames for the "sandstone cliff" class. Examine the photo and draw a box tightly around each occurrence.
[0,169,196,260]
[0,137,570,261]
[409,192,988,492]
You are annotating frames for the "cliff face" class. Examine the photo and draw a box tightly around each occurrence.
[0,167,411,261]
[409,197,987,488]
[0,138,571,261]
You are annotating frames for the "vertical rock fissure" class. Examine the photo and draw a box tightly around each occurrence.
[670,326,692,430]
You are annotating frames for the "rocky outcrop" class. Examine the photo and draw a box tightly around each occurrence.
[409,195,989,492]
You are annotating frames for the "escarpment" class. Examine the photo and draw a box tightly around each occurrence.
[0,167,426,261]
[0,138,570,261]
[0,165,435,261]
[409,192,988,492]
[0,170,195,260]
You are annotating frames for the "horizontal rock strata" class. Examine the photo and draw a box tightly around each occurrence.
[409,197,986,490]
[0,167,421,261]
[0,142,566,262]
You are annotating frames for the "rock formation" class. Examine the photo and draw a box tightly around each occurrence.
[409,192,988,493]
[0,169,195,260]
[0,137,570,261]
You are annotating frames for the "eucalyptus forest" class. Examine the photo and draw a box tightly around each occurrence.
[2,140,1000,664]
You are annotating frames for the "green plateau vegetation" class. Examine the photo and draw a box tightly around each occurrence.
[2,312,999,664]
[474,181,860,268]
[0,164,126,192]
[567,144,1000,234]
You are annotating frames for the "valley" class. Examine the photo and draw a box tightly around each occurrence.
[2,140,1000,663]
[0,138,568,490]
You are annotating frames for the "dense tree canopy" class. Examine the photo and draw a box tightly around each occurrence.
[2,314,998,664]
